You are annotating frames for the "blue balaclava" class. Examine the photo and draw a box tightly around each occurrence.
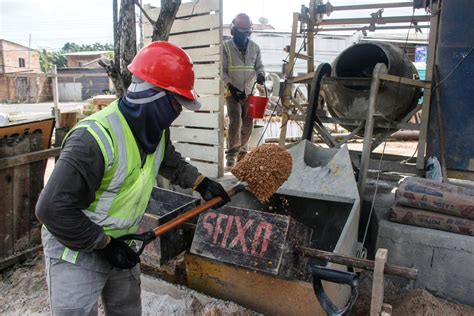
[233,28,250,50]
[119,76,180,154]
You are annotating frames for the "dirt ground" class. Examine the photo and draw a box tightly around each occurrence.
[0,255,257,316]
[350,271,474,316]
[4,140,472,315]
[2,255,473,315]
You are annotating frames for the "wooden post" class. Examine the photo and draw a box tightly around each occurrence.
[371,248,388,316]
[358,63,386,198]
[12,137,31,253]
[0,141,14,259]
[416,2,441,169]
[52,65,60,128]
[278,12,300,146]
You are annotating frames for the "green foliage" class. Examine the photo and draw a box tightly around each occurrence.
[39,49,67,72]
[39,42,114,72]
[61,42,114,53]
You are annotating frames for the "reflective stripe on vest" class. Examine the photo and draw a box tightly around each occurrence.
[224,41,257,73]
[68,100,166,237]
[73,120,114,170]
[61,247,79,264]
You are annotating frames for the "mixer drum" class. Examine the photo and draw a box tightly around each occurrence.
[321,42,421,135]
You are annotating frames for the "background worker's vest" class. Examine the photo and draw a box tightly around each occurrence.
[223,39,259,95]
[70,100,166,238]
[41,100,166,268]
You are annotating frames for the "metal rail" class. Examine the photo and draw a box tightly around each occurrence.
[320,15,431,25]
[331,2,414,11]
[319,25,430,32]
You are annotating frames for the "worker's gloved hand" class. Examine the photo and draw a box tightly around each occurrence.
[100,237,141,269]
[228,84,245,101]
[195,177,231,209]
[256,73,265,85]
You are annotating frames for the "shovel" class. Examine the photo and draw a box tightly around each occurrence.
[118,182,248,256]
[119,144,292,256]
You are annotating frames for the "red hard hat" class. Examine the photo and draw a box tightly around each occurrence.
[128,41,198,101]
[232,13,252,30]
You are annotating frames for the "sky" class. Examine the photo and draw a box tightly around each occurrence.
[0,0,426,51]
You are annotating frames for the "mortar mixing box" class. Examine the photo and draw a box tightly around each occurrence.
[140,187,200,265]
[185,141,361,315]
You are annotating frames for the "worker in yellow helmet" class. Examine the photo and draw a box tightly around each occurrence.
[36,41,230,315]
[223,13,265,167]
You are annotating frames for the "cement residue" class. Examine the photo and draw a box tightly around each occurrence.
[0,256,49,315]
[0,255,257,315]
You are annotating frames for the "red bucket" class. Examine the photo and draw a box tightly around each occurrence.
[247,82,268,119]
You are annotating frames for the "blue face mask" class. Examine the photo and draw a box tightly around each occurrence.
[233,29,249,49]
[119,87,180,154]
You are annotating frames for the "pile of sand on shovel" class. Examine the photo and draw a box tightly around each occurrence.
[232,144,292,203]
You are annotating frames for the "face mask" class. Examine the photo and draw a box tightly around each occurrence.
[119,85,180,154]
[233,29,249,49]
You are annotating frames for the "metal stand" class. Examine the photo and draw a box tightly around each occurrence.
[358,63,386,198]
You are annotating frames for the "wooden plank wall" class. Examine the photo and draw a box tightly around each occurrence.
[0,133,44,263]
[144,0,224,178]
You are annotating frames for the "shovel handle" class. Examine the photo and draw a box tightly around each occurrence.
[118,182,246,256]
[310,265,359,316]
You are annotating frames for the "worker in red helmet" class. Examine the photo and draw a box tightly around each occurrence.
[224,13,265,167]
[36,41,230,315]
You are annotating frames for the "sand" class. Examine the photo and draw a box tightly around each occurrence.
[350,272,474,316]
[0,255,257,316]
[232,144,292,203]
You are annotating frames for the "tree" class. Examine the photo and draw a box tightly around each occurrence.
[39,42,113,72]
[99,0,181,97]
[61,42,114,53]
[39,49,67,72]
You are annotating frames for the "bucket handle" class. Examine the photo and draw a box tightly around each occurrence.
[250,81,268,98]
[310,265,359,316]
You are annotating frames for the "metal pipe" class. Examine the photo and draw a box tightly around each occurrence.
[331,2,414,11]
[319,25,430,32]
[296,246,418,280]
[320,15,431,25]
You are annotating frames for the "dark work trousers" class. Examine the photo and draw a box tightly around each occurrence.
[226,96,254,161]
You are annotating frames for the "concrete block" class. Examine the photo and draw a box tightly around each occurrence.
[376,214,474,306]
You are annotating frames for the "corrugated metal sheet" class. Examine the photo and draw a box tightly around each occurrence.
[427,0,474,172]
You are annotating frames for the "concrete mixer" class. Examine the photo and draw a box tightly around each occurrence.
[320,42,421,136]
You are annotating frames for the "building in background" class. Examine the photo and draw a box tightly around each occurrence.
[63,51,112,68]
[57,51,112,101]
[0,39,51,102]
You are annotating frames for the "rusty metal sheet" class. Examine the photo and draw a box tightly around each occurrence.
[185,253,350,316]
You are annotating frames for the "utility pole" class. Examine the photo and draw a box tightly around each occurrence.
[52,65,60,128]
[138,0,144,49]
[27,34,31,102]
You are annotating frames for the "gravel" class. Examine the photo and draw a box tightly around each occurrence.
[232,144,292,203]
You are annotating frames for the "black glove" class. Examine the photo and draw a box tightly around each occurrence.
[100,237,141,269]
[195,177,231,209]
[228,84,246,100]
[256,73,265,85]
